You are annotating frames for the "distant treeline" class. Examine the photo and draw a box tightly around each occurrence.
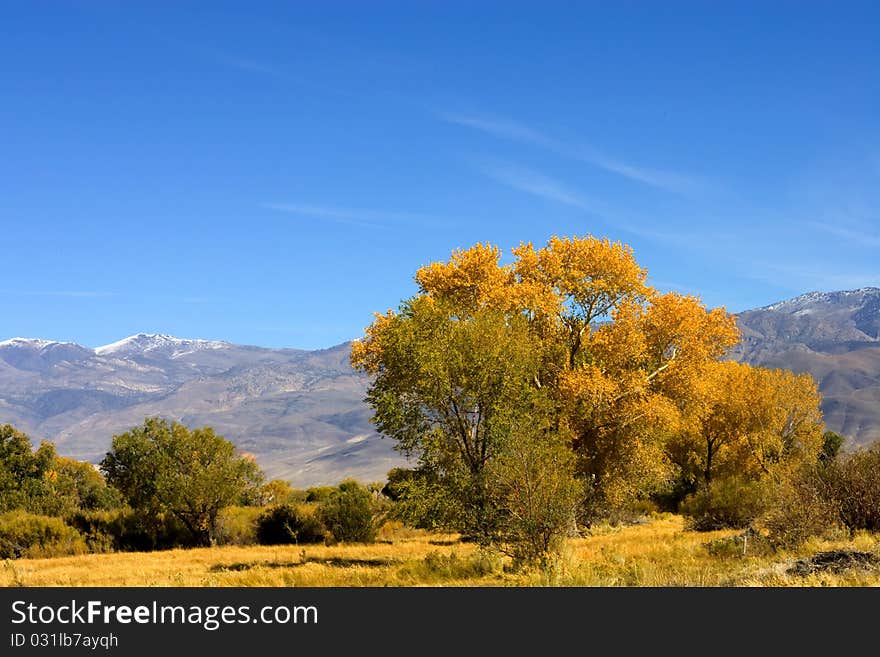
[0,419,384,560]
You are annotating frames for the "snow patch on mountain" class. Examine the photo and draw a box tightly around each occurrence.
[0,337,90,351]
[95,333,229,357]
[758,287,880,312]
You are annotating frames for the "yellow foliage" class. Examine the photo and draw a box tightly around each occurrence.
[672,361,825,488]
[350,233,823,523]
[414,242,518,313]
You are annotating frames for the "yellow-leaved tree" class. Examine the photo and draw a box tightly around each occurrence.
[352,234,823,559]
[668,361,824,529]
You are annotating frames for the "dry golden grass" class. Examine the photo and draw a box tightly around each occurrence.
[3,514,879,587]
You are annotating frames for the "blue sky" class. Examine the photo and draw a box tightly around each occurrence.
[1,1,878,350]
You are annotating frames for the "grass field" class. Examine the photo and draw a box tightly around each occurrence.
[3,515,879,587]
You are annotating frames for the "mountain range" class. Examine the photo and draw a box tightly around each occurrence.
[1,287,878,486]
[0,333,403,487]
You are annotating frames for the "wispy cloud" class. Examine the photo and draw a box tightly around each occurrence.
[439,112,704,195]
[473,160,727,247]
[439,113,556,148]
[584,153,700,195]
[163,36,359,102]
[807,221,880,247]
[262,203,445,229]
[0,289,117,298]
[477,162,599,213]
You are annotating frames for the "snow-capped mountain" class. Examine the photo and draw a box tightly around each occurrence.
[0,337,95,372]
[95,333,231,359]
[758,287,880,313]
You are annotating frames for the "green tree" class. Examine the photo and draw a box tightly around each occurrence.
[100,418,264,546]
[354,299,545,542]
[0,424,56,513]
[43,457,122,517]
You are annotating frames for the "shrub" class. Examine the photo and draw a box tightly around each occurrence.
[834,446,880,532]
[0,511,87,559]
[214,506,263,546]
[304,486,336,503]
[317,480,378,543]
[256,505,327,545]
[760,467,842,548]
[255,479,307,506]
[681,477,769,531]
[759,444,880,548]
[488,432,582,569]
[66,508,192,552]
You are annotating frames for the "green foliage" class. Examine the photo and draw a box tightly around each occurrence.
[0,511,87,559]
[0,424,57,513]
[214,506,263,546]
[304,486,336,503]
[488,427,582,569]
[820,430,845,464]
[317,480,378,543]
[100,418,265,546]
[66,508,191,553]
[0,425,122,519]
[256,504,327,545]
[43,457,122,518]
[681,477,770,531]
[384,467,465,531]
[381,467,415,501]
[357,302,546,541]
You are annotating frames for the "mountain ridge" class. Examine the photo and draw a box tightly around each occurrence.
[0,334,402,487]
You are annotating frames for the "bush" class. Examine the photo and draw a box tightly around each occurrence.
[759,444,880,548]
[488,432,582,569]
[0,511,87,559]
[833,446,880,532]
[304,486,336,503]
[317,480,378,543]
[66,508,192,552]
[760,467,842,548]
[681,477,769,531]
[215,506,263,546]
[256,505,327,545]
